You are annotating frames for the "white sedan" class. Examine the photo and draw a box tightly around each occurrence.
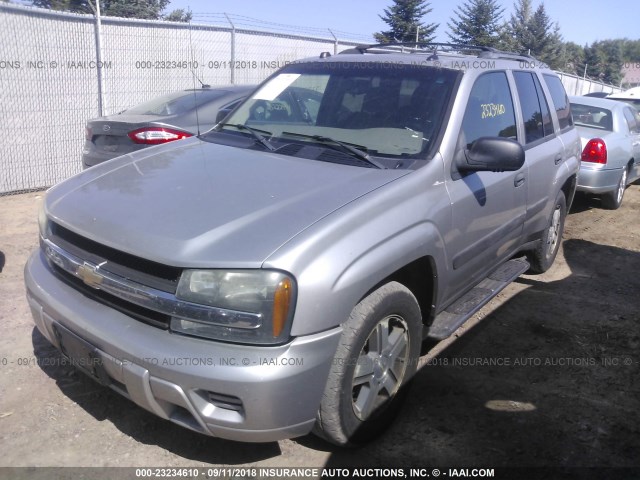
[570,96,640,209]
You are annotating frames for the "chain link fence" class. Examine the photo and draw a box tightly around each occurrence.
[0,4,624,195]
[0,4,368,194]
[555,72,622,96]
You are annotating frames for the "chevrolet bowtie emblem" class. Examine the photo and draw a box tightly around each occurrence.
[76,262,103,289]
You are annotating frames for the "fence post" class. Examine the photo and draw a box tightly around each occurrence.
[328,29,338,55]
[88,0,105,116]
[224,13,235,84]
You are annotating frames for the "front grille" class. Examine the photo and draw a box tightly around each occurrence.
[42,225,260,335]
[46,222,181,329]
[50,222,181,293]
[50,261,171,329]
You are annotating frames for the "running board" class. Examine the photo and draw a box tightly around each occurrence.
[426,257,530,340]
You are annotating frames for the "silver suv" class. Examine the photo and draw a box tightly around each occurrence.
[25,43,580,446]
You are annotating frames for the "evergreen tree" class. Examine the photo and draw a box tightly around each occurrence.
[31,0,91,14]
[526,4,563,68]
[503,0,563,68]
[561,41,585,76]
[31,0,179,20]
[621,39,640,61]
[163,8,192,23]
[374,0,439,44]
[504,0,534,52]
[101,0,169,20]
[583,40,624,84]
[447,0,505,48]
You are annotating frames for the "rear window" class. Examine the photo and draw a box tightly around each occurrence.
[570,103,613,131]
[125,89,230,116]
[543,74,573,130]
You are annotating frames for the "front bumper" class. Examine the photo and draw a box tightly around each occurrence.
[24,249,341,442]
[576,164,623,194]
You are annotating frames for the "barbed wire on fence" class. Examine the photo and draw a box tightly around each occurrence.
[191,13,374,43]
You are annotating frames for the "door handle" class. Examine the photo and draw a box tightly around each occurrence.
[514,173,526,187]
[554,155,562,165]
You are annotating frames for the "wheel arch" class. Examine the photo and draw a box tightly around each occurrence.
[561,173,577,211]
[359,256,438,328]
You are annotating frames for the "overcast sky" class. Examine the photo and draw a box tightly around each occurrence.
[166,0,637,46]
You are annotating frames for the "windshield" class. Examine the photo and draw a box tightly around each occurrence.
[125,89,230,116]
[220,61,459,159]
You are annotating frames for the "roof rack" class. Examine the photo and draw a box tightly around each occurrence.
[339,42,539,64]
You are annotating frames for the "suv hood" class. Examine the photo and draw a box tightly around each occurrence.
[46,138,409,268]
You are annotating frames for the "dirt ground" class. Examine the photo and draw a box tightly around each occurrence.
[0,185,639,477]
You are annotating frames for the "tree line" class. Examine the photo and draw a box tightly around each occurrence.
[375,0,639,86]
[29,0,192,22]
[24,0,639,86]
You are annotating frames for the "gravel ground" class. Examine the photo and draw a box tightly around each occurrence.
[0,185,638,478]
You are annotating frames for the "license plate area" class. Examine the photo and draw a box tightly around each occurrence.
[53,324,110,386]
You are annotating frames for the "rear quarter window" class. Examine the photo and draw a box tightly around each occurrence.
[623,107,640,133]
[543,74,573,130]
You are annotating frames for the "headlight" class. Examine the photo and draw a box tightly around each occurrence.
[172,270,296,345]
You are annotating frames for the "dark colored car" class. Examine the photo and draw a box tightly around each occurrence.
[82,85,254,168]
[584,91,610,98]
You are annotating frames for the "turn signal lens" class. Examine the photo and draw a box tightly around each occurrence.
[272,278,293,338]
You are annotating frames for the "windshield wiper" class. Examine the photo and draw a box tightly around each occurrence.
[280,131,385,169]
[218,123,275,151]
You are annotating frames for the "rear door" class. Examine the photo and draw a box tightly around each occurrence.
[622,106,640,181]
[444,71,527,300]
[513,71,566,237]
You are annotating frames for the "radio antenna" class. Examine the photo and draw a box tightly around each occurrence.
[188,21,203,137]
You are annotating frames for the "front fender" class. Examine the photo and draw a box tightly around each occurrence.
[264,161,452,336]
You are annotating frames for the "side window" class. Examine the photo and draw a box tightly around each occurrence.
[460,72,517,148]
[623,107,640,133]
[513,72,554,143]
[533,74,554,136]
[543,74,573,130]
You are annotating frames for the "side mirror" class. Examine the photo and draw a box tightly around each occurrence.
[455,137,525,176]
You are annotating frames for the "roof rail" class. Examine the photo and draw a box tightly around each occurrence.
[340,42,495,55]
[339,42,540,64]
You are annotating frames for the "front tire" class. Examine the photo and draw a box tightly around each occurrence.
[601,168,627,210]
[313,282,422,446]
[527,190,566,274]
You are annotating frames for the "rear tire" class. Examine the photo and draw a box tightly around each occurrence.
[313,282,422,446]
[601,168,627,210]
[527,190,566,274]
